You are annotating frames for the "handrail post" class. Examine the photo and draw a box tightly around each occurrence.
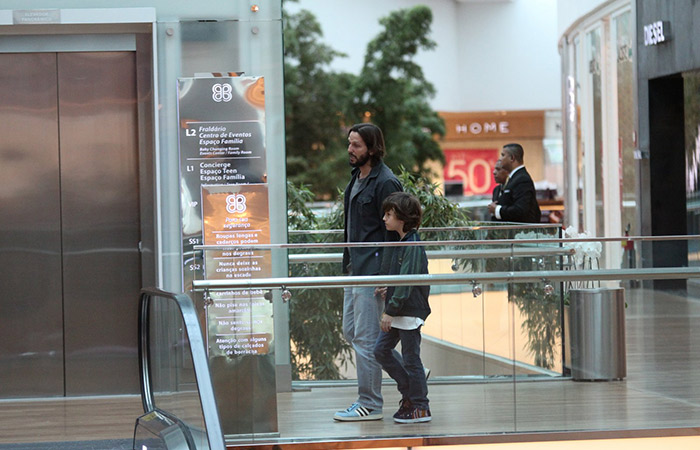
[138,290,154,413]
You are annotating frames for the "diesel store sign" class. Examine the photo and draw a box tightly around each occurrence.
[643,20,671,46]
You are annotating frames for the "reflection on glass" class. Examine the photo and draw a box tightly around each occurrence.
[574,37,585,230]
[615,11,637,251]
[287,229,349,381]
[588,27,604,239]
[191,234,700,444]
[685,70,700,282]
[149,296,208,448]
[288,225,565,381]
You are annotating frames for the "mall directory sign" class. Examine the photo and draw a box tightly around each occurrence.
[177,76,277,436]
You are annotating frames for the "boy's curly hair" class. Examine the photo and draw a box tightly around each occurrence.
[382,192,422,232]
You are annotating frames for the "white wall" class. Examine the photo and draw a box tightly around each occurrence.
[0,0,281,20]
[291,0,561,112]
[557,0,612,38]
[454,0,561,111]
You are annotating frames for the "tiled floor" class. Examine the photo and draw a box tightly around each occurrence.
[2,288,700,449]
[269,288,700,444]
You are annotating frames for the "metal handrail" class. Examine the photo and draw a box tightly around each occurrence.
[138,287,225,450]
[288,224,563,234]
[192,266,700,291]
[288,247,575,264]
[195,234,700,252]
[193,234,700,290]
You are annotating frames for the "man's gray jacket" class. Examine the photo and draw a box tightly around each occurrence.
[342,162,402,276]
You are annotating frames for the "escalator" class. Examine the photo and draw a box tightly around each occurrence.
[135,288,224,450]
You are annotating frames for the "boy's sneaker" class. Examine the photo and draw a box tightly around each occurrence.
[333,403,383,421]
[392,399,412,420]
[393,406,432,423]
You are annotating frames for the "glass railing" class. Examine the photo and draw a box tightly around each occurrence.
[284,224,565,382]
[181,233,700,446]
[135,288,225,450]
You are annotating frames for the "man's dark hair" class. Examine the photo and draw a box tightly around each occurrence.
[382,192,422,232]
[503,143,524,163]
[348,123,385,166]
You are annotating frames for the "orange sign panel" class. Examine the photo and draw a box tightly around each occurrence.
[441,110,545,141]
[201,183,271,279]
[201,184,273,357]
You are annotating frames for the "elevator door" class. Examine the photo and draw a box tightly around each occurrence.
[0,52,142,397]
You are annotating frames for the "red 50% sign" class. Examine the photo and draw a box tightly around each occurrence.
[443,149,499,196]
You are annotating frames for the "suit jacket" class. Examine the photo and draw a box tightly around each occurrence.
[497,167,541,223]
[492,184,503,202]
[490,184,503,221]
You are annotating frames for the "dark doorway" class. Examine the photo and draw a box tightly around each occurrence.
[648,74,688,290]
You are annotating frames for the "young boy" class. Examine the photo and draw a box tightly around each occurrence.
[373,192,431,423]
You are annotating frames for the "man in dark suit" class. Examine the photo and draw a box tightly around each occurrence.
[490,159,508,220]
[487,143,541,223]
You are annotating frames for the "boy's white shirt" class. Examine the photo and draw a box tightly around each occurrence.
[390,316,424,330]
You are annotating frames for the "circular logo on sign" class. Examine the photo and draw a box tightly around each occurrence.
[212,83,233,102]
[226,194,247,213]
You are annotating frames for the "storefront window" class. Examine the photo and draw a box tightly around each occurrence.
[684,70,700,267]
[562,4,635,269]
[614,11,636,239]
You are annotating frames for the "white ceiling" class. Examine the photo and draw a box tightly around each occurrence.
[456,0,513,3]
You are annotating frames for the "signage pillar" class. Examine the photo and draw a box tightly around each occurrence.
[177,76,277,437]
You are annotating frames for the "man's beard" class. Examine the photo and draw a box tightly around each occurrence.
[350,152,370,168]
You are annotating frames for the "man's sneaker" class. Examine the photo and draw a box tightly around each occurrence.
[392,399,412,420]
[333,403,383,421]
[394,406,432,423]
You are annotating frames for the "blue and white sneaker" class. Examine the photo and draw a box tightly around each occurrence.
[333,403,383,421]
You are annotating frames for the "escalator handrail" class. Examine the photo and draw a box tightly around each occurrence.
[138,287,225,450]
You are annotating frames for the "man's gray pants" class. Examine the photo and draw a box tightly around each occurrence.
[343,286,384,411]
